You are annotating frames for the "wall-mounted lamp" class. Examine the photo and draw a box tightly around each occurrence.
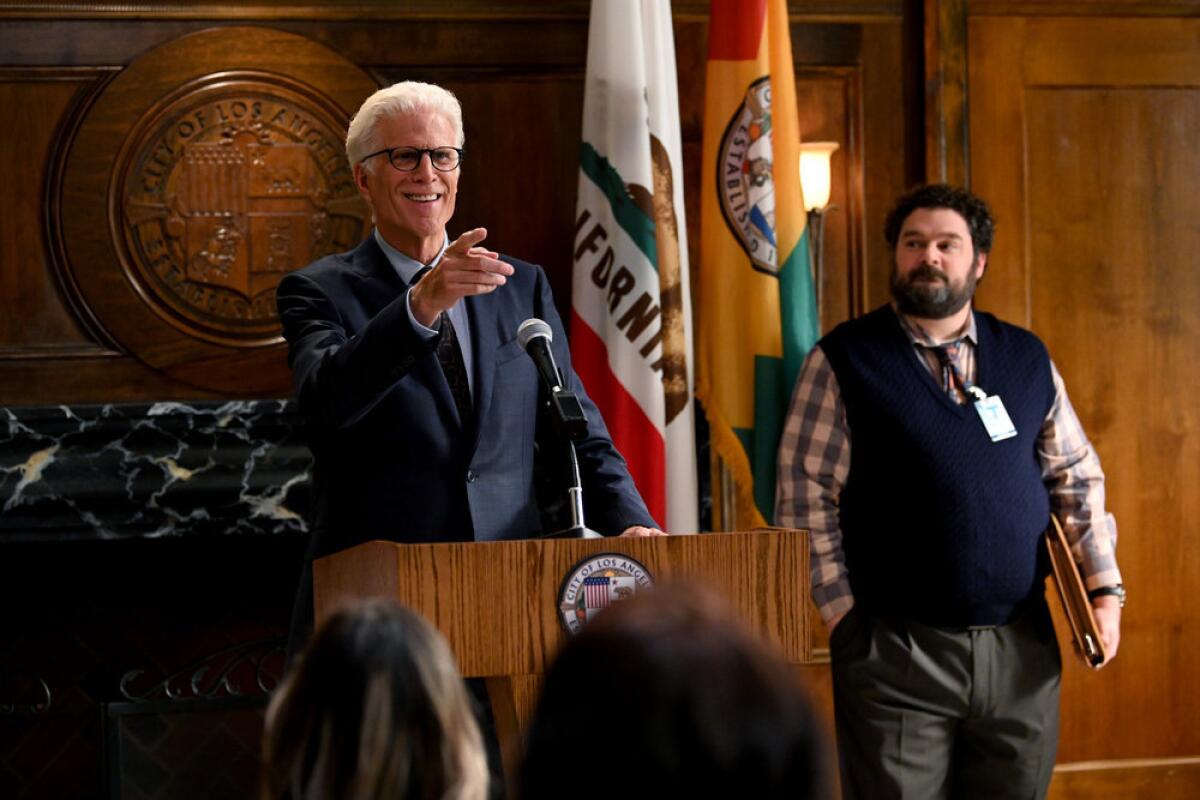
[799,141,839,316]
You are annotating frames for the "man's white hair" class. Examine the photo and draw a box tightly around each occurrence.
[345,81,464,169]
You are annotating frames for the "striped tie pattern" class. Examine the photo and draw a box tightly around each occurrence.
[931,343,966,404]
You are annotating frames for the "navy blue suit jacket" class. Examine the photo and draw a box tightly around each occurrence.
[277,235,654,562]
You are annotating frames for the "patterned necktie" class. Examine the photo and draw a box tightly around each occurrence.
[436,310,473,425]
[411,267,472,425]
[930,342,967,404]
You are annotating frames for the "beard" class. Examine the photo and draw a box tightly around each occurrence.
[890,262,979,319]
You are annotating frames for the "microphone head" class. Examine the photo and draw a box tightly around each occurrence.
[517,318,553,350]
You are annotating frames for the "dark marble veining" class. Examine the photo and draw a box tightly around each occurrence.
[0,400,310,541]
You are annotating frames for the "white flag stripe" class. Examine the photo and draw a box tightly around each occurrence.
[574,0,698,533]
[573,181,666,425]
[640,0,697,534]
[581,2,653,190]
[642,0,692,309]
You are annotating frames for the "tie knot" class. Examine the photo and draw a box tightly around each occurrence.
[932,342,960,365]
[412,265,433,286]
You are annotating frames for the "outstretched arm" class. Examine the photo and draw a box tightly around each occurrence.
[278,268,434,431]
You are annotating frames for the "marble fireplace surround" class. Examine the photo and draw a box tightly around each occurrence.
[0,400,310,541]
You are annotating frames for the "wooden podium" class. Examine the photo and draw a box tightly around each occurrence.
[313,529,815,782]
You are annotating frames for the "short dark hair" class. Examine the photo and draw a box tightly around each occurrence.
[521,584,827,800]
[884,183,995,255]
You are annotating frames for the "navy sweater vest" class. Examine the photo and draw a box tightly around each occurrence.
[820,306,1055,627]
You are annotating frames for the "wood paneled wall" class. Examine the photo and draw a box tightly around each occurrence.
[0,1,912,407]
[0,7,910,796]
[955,3,1200,796]
[12,1,1198,796]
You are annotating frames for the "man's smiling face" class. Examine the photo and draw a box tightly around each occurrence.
[354,110,459,263]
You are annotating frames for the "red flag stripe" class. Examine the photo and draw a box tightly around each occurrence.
[707,0,766,60]
[570,312,666,527]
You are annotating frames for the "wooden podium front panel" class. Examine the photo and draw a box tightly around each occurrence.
[313,529,810,679]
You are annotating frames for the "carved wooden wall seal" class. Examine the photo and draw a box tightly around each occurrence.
[55,27,377,393]
[116,75,364,345]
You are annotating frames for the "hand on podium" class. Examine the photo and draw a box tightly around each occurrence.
[620,525,667,537]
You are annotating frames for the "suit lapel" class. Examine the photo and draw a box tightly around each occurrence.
[349,235,408,309]
[351,235,468,433]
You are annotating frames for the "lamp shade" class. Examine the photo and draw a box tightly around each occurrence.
[798,141,839,212]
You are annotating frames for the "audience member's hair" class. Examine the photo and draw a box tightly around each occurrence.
[346,81,465,166]
[261,599,488,800]
[884,183,996,255]
[520,584,827,799]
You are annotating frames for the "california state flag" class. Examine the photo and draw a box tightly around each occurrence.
[571,0,698,533]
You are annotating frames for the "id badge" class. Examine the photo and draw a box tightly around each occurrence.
[974,394,1017,442]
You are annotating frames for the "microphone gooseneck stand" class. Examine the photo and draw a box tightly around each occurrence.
[541,435,602,540]
[516,318,602,540]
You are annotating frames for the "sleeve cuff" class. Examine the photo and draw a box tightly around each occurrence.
[813,579,855,625]
[405,288,440,340]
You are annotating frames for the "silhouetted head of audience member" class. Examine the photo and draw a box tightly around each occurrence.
[262,599,488,800]
[520,583,827,799]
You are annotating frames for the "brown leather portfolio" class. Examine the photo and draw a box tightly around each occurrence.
[1045,514,1107,669]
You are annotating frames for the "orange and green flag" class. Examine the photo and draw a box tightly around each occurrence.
[696,0,819,527]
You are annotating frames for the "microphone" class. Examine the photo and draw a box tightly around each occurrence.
[518,318,589,441]
[516,318,601,541]
[516,318,563,391]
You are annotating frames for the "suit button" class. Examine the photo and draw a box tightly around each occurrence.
[466,470,477,483]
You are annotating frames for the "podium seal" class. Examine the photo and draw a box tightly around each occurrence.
[557,553,654,634]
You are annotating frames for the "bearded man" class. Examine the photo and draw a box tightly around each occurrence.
[775,184,1124,799]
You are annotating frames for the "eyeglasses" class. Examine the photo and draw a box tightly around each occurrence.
[360,146,463,172]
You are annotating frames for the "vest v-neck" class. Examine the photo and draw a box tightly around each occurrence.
[887,310,971,416]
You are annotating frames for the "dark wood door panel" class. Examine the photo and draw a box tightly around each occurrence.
[970,14,1200,766]
[1027,85,1200,759]
[0,75,105,357]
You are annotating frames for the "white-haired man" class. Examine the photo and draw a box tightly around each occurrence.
[278,82,661,654]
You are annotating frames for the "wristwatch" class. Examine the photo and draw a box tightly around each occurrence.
[1087,584,1126,608]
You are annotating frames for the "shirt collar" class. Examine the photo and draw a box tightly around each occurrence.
[373,228,449,285]
[893,304,978,348]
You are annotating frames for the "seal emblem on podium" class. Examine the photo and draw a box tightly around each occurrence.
[557,553,654,634]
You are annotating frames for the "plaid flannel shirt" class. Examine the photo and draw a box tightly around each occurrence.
[775,308,1122,625]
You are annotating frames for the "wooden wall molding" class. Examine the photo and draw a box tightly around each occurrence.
[924,0,969,186]
[1049,757,1200,800]
[0,67,122,362]
[38,66,126,357]
[1058,756,1200,772]
[795,66,867,328]
[969,12,1200,769]
[0,1,594,20]
[0,343,120,361]
[0,67,120,362]
[970,1,1200,16]
[0,1,905,22]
